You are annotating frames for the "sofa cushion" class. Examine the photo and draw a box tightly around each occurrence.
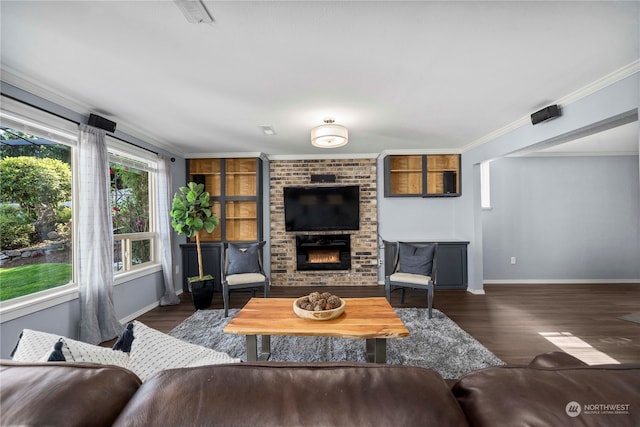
[113,362,469,427]
[126,321,241,381]
[452,364,640,427]
[528,351,589,368]
[0,360,141,427]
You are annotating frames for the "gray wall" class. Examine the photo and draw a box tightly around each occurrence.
[483,155,640,281]
[378,73,639,292]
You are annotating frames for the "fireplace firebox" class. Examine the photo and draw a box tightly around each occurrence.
[296,234,351,271]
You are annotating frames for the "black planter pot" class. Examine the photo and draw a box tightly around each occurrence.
[189,277,214,310]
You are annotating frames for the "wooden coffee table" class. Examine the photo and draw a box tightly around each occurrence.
[223,297,409,363]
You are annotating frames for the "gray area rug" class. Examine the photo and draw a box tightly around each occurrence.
[169,308,504,379]
[620,312,640,324]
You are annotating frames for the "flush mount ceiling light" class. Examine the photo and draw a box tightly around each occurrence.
[310,119,348,148]
[174,0,213,24]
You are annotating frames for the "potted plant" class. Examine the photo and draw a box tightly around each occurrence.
[170,182,219,309]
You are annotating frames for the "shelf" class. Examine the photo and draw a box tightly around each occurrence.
[187,157,261,243]
[385,154,460,197]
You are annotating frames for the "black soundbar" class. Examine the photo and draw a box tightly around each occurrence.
[88,113,117,133]
[531,105,561,125]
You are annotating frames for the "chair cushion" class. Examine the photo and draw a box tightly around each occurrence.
[227,243,262,275]
[398,242,435,275]
[227,273,266,286]
[390,272,432,285]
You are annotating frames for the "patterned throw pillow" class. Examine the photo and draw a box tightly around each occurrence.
[12,329,70,362]
[127,321,240,381]
[13,328,129,368]
[63,337,129,367]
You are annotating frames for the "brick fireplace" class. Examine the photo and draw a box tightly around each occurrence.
[269,158,378,287]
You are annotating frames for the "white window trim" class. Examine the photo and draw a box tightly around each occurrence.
[0,284,79,323]
[108,143,161,278]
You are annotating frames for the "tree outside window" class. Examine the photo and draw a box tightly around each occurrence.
[109,156,154,272]
[0,128,72,301]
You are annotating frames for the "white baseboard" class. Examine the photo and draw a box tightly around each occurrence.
[467,288,486,295]
[119,289,185,324]
[483,279,640,285]
[119,301,159,324]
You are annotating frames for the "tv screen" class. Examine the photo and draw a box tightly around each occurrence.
[284,185,360,232]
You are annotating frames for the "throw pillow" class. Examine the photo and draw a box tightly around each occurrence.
[12,329,67,362]
[13,328,129,368]
[398,242,435,276]
[63,337,129,367]
[127,321,240,381]
[226,242,262,275]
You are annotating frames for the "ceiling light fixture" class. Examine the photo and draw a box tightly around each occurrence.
[310,119,348,148]
[174,0,213,24]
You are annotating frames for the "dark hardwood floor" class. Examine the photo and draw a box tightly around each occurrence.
[134,284,640,365]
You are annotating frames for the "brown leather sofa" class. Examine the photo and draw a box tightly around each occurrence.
[1,352,638,427]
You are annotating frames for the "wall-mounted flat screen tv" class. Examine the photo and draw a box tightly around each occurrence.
[284,185,360,232]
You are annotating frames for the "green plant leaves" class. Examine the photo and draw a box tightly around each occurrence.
[170,182,219,238]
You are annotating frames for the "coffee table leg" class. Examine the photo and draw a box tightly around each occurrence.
[246,335,258,362]
[261,335,271,360]
[366,338,387,363]
[246,335,271,362]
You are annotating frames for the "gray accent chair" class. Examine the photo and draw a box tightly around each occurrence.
[385,241,438,318]
[220,241,270,317]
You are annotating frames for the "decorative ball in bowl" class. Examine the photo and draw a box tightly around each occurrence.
[293,291,345,321]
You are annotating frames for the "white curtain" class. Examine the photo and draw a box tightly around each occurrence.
[158,155,180,306]
[77,124,122,344]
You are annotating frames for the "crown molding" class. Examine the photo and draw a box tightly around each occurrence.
[462,60,640,153]
[185,151,264,159]
[267,153,379,161]
[1,67,183,157]
[378,148,462,159]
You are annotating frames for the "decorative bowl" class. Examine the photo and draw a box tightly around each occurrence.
[293,297,346,321]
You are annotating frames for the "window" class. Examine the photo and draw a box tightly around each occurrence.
[0,113,75,302]
[108,142,158,275]
[480,160,492,209]
[1,98,161,312]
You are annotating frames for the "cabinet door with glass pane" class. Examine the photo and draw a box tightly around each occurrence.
[188,157,262,242]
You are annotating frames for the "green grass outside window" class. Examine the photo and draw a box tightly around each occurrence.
[0,264,72,301]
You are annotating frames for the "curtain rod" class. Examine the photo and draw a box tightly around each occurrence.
[1,87,174,161]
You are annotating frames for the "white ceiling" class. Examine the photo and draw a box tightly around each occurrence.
[1,1,638,157]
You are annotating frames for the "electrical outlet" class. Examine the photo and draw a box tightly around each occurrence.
[378,258,383,267]
[510,257,516,265]
[175,265,180,275]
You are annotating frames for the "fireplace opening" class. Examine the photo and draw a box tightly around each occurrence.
[296,234,351,271]
[307,250,340,264]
